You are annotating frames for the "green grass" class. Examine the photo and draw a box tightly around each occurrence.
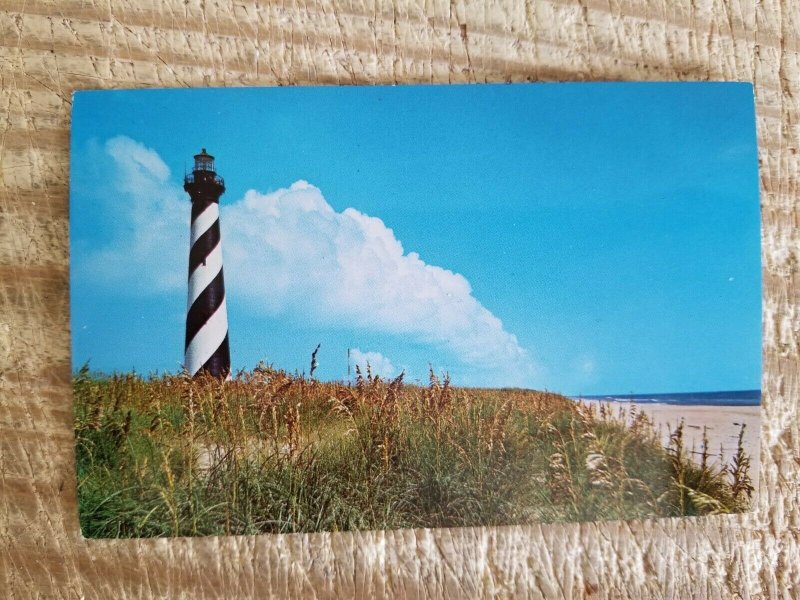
[74,363,753,538]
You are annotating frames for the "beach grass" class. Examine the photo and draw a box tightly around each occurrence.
[74,362,754,538]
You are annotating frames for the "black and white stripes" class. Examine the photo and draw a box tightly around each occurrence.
[184,149,230,378]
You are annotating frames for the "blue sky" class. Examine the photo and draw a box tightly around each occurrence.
[70,82,761,395]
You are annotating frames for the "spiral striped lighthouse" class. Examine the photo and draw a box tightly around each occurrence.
[184,149,231,378]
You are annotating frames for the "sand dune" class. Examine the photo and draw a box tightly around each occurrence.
[577,400,761,483]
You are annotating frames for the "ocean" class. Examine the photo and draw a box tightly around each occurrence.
[572,389,761,407]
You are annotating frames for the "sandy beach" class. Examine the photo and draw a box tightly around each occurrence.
[577,400,761,479]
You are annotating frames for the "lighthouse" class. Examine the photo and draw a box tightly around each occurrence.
[183,149,231,378]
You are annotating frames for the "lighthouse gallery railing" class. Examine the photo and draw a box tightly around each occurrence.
[184,172,225,187]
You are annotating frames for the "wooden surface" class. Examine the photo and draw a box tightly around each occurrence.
[0,0,797,598]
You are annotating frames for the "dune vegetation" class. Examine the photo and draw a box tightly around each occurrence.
[74,361,753,538]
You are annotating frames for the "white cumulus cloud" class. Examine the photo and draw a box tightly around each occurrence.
[349,349,397,379]
[77,136,538,384]
[78,136,187,293]
[222,183,534,378]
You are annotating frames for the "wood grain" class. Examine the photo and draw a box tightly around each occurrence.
[1,0,797,597]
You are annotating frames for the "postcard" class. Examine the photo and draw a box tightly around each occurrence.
[71,83,761,538]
